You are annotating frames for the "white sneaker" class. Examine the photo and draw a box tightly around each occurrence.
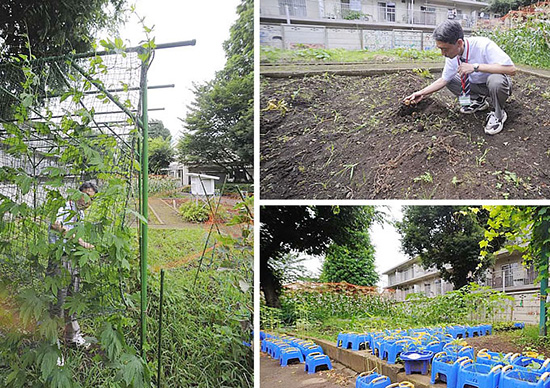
[485,110,507,135]
[460,96,490,114]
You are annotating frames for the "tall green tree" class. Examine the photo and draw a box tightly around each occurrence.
[148,136,174,175]
[397,206,504,289]
[321,229,378,286]
[481,206,550,335]
[0,0,127,58]
[148,119,171,140]
[177,0,253,182]
[260,206,379,307]
[487,0,541,15]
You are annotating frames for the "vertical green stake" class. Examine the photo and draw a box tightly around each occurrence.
[140,50,150,357]
[539,218,549,337]
[157,269,165,387]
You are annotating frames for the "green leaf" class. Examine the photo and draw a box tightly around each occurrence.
[64,293,88,317]
[50,367,73,388]
[120,353,150,388]
[14,174,33,195]
[125,208,147,224]
[100,322,124,361]
[21,93,33,108]
[39,345,59,381]
[19,288,46,325]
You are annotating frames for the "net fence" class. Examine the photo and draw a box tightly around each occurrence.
[0,48,145,315]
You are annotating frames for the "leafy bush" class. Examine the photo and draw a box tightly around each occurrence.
[147,175,181,196]
[221,183,254,196]
[476,20,550,69]
[266,282,514,339]
[179,201,210,222]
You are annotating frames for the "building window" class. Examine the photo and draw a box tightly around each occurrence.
[434,279,441,295]
[425,283,431,296]
[420,6,436,25]
[378,2,396,22]
[279,0,307,17]
[502,264,513,287]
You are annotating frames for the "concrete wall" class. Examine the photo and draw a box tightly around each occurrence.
[261,23,436,50]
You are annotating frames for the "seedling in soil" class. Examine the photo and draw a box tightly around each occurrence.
[335,163,359,180]
[412,68,434,79]
[476,148,489,166]
[452,176,462,185]
[542,91,550,100]
[413,171,433,183]
[263,99,289,115]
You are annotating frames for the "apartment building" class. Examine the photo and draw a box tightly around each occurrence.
[260,0,497,50]
[383,250,541,323]
[261,0,494,28]
[383,257,454,300]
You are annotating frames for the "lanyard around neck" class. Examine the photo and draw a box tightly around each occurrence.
[457,39,469,65]
[458,39,470,92]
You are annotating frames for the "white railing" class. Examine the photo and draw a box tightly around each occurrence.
[261,0,483,27]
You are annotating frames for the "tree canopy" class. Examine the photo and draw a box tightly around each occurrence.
[481,206,549,335]
[0,0,127,58]
[397,206,504,289]
[177,0,253,182]
[260,206,379,307]
[148,119,171,140]
[321,228,378,286]
[148,137,174,175]
[487,0,542,15]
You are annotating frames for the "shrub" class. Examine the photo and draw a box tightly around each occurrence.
[179,201,210,222]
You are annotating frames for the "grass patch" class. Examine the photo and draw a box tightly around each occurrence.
[261,46,442,64]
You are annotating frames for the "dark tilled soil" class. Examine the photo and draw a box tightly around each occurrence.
[464,332,549,358]
[260,351,356,387]
[260,71,550,199]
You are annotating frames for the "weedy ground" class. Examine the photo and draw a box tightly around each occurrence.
[260,71,550,199]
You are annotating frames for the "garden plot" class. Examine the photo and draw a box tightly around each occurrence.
[260,71,550,199]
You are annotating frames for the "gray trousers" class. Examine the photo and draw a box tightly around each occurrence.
[446,73,512,120]
[47,257,82,342]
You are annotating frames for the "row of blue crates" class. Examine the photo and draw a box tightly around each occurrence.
[260,332,333,374]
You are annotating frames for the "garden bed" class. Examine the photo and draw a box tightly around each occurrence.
[260,70,550,199]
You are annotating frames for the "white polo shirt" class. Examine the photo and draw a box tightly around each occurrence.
[49,201,84,244]
[441,37,514,84]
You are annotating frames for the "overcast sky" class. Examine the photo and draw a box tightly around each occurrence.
[301,205,410,288]
[116,0,241,140]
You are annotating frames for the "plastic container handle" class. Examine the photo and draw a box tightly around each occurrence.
[359,369,377,377]
[456,356,471,364]
[542,359,550,369]
[460,359,472,367]
[399,382,415,388]
[371,376,387,384]
[502,365,514,372]
[541,372,550,382]
[308,352,322,357]
[478,353,491,359]
[434,351,447,359]
[479,348,488,354]
[490,365,503,373]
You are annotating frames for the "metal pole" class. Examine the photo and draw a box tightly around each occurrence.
[157,269,165,387]
[538,218,549,336]
[140,51,150,358]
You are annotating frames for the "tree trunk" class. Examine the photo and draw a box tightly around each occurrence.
[260,257,281,308]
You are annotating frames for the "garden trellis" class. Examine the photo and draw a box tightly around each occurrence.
[0,40,195,358]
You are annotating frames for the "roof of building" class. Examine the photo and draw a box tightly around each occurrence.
[187,173,220,180]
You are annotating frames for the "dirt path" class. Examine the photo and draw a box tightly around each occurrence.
[260,351,355,387]
[148,198,185,227]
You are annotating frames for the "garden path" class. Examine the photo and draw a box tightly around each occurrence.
[260,351,355,387]
[148,197,186,228]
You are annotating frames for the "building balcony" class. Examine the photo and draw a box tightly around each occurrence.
[260,0,489,30]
